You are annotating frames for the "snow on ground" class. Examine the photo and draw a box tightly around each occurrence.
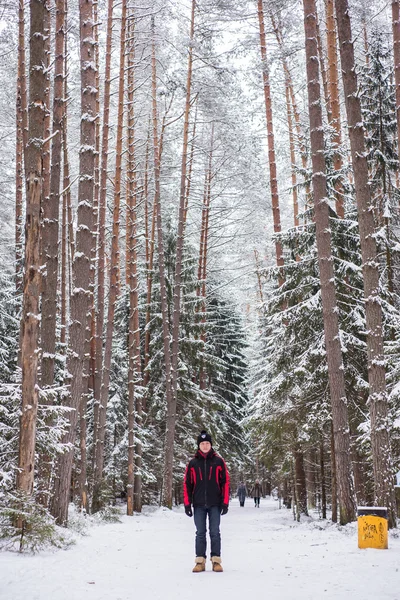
[1,497,400,600]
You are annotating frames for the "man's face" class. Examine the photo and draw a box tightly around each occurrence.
[199,441,211,453]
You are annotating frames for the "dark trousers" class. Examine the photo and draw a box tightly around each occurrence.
[193,506,221,558]
[254,497,260,506]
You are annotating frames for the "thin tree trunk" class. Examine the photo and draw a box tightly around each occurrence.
[330,420,338,522]
[93,0,114,465]
[92,0,127,512]
[335,0,397,528]
[326,0,344,218]
[126,13,143,515]
[320,437,327,519]
[183,99,198,230]
[41,0,66,388]
[303,0,355,525]
[315,7,331,123]
[17,0,49,498]
[16,0,28,294]
[51,0,97,526]
[41,6,51,265]
[284,76,299,226]
[151,19,173,504]
[60,3,70,349]
[165,0,196,508]
[392,1,400,170]
[257,0,283,274]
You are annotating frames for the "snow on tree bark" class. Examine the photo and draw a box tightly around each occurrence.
[51,0,97,526]
[335,0,397,528]
[303,0,356,525]
[17,0,49,498]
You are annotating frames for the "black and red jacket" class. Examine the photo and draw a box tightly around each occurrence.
[183,448,230,508]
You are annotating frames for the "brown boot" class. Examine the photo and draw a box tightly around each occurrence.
[211,556,223,572]
[192,557,206,573]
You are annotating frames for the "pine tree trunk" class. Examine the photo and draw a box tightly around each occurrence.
[92,0,127,512]
[165,0,196,508]
[198,125,214,390]
[151,20,173,508]
[51,0,97,525]
[17,0,49,498]
[257,0,283,273]
[326,0,344,218]
[126,13,143,515]
[60,5,70,349]
[41,0,66,388]
[15,0,28,294]
[303,0,355,525]
[315,7,332,124]
[93,0,114,461]
[393,1,400,175]
[335,0,397,528]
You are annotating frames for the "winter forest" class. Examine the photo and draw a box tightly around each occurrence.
[2,0,400,551]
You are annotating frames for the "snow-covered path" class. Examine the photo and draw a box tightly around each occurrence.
[1,497,400,600]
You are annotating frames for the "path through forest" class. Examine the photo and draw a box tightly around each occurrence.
[1,497,400,599]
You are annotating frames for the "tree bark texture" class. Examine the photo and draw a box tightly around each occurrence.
[335,0,396,528]
[51,0,97,525]
[93,0,114,461]
[41,0,66,388]
[303,0,356,525]
[392,1,400,160]
[257,0,283,272]
[126,13,143,515]
[17,0,49,497]
[326,0,344,218]
[15,0,28,294]
[165,0,196,508]
[92,0,127,512]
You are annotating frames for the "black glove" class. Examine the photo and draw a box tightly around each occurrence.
[221,504,228,515]
[185,505,193,517]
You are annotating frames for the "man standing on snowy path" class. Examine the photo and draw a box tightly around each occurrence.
[183,430,230,573]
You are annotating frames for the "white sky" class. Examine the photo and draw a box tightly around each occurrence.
[1,497,399,600]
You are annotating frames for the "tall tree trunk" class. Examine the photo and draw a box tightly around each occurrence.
[164,0,196,508]
[198,125,214,390]
[93,0,114,465]
[335,0,397,528]
[16,0,28,294]
[51,0,97,525]
[126,13,143,515]
[92,0,127,512]
[315,6,332,123]
[257,0,283,274]
[41,0,66,388]
[303,0,355,525]
[60,9,71,349]
[326,0,344,218]
[151,19,173,506]
[392,1,400,166]
[17,0,49,498]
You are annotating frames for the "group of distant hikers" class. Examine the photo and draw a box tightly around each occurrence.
[183,429,264,573]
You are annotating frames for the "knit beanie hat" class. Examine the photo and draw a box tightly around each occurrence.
[197,430,212,447]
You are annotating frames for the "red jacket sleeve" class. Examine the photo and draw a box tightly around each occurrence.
[183,461,193,506]
[220,458,230,506]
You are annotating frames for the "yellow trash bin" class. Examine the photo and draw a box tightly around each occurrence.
[357,506,388,550]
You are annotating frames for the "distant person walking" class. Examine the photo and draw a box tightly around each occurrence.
[250,479,262,507]
[183,430,230,573]
[237,482,247,507]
